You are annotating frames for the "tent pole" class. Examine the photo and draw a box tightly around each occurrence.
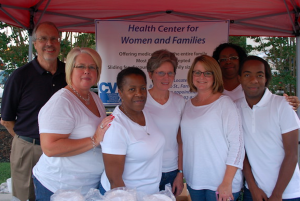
[235,22,292,34]
[283,0,297,33]
[36,0,52,26]
[28,8,35,62]
[296,36,300,164]
[297,36,300,118]
[29,35,33,62]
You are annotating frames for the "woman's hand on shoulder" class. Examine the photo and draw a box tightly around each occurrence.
[284,94,300,110]
[94,114,114,144]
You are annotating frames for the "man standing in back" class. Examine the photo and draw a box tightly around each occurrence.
[212,43,300,108]
[1,22,67,201]
[236,56,300,201]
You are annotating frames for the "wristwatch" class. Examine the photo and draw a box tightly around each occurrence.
[178,169,183,173]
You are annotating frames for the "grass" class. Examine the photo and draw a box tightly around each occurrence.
[0,162,10,184]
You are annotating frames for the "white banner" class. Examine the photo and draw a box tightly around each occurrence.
[95,20,229,105]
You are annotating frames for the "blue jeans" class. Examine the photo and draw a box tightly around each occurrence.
[99,181,107,195]
[187,184,240,201]
[243,187,300,201]
[159,169,179,191]
[33,175,54,201]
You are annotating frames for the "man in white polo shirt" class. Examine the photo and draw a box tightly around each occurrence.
[235,55,300,201]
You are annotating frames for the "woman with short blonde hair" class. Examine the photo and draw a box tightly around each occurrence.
[33,47,113,199]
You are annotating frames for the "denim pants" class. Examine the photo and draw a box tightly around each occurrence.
[99,181,107,195]
[159,169,179,191]
[243,187,300,201]
[187,184,240,201]
[33,175,54,201]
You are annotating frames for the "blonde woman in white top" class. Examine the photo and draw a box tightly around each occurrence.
[33,47,113,199]
[181,55,244,201]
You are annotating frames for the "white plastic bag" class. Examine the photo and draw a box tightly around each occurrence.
[103,187,137,201]
[142,184,175,201]
[85,188,105,201]
[50,189,85,201]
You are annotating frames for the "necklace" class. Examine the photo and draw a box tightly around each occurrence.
[120,105,150,135]
[69,85,90,105]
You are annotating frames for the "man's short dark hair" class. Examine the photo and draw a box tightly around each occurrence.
[239,55,272,87]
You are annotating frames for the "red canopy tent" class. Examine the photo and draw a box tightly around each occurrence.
[0,0,300,113]
[0,0,299,36]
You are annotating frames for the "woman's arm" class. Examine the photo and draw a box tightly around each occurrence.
[219,99,244,200]
[284,94,300,110]
[103,153,126,189]
[172,128,184,196]
[217,165,237,201]
[41,115,113,157]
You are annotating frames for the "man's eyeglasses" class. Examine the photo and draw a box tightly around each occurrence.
[192,71,213,77]
[74,65,98,71]
[36,36,61,43]
[218,56,239,63]
[155,71,175,77]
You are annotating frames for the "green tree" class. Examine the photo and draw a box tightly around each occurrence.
[229,36,253,54]
[0,22,29,74]
[73,33,95,49]
[250,37,296,95]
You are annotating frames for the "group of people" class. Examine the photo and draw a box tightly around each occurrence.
[1,21,300,201]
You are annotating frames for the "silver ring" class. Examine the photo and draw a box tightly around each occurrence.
[100,124,104,129]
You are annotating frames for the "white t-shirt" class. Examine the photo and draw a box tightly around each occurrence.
[181,95,244,193]
[235,88,300,199]
[33,88,106,195]
[223,84,244,101]
[144,91,185,172]
[100,106,165,195]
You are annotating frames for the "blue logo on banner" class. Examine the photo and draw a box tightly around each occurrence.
[99,82,120,104]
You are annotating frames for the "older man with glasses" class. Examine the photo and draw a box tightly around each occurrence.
[1,21,67,201]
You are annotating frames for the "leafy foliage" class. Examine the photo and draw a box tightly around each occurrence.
[0,22,29,74]
[229,36,253,54]
[73,33,95,48]
[249,37,296,95]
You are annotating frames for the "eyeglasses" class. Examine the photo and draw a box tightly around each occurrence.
[192,70,213,77]
[155,71,175,77]
[218,56,239,63]
[36,36,61,43]
[74,65,98,71]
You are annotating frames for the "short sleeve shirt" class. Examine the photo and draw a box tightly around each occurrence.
[1,57,67,138]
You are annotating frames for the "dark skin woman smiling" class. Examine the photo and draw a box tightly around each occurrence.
[99,67,165,195]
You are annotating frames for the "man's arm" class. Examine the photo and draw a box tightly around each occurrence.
[243,154,268,201]
[1,120,16,137]
[268,129,299,201]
